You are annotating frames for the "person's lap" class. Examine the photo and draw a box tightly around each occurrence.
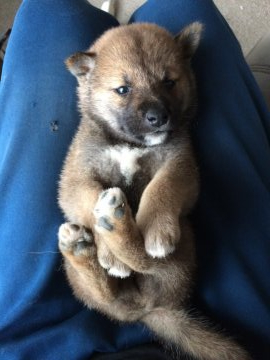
[0,0,269,359]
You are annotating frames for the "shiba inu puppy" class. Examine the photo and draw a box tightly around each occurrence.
[58,23,250,359]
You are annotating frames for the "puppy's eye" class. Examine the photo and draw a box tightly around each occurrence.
[115,86,130,95]
[163,79,176,89]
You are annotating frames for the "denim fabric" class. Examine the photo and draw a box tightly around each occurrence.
[0,1,151,359]
[0,0,269,359]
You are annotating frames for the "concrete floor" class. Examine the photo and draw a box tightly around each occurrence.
[0,0,270,55]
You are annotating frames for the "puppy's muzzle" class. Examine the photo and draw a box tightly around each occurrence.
[145,107,170,129]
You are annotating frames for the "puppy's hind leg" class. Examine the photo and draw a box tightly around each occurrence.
[93,187,160,274]
[58,222,117,306]
[59,222,149,322]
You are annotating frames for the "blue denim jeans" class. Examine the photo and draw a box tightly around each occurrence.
[0,0,269,359]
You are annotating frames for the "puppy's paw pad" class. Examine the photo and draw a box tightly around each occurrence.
[145,239,176,258]
[98,216,114,231]
[58,222,94,256]
[94,188,126,229]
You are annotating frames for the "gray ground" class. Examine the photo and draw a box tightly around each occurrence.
[0,0,270,55]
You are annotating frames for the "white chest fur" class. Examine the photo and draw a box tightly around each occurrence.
[105,145,145,185]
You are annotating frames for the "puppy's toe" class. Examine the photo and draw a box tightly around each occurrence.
[94,188,126,232]
[58,222,94,257]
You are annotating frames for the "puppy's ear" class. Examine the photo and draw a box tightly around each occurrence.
[175,22,203,60]
[65,52,96,77]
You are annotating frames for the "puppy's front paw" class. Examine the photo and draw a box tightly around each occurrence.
[58,222,95,257]
[140,215,180,258]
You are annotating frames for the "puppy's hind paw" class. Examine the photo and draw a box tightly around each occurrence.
[93,187,126,232]
[58,222,95,257]
[94,188,133,277]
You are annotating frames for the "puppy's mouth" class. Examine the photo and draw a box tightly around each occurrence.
[119,119,175,146]
[135,130,172,147]
[153,129,172,135]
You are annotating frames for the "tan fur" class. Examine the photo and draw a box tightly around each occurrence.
[58,23,250,359]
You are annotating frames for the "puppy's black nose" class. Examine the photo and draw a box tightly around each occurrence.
[146,109,169,128]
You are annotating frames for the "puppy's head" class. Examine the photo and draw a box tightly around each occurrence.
[66,22,202,146]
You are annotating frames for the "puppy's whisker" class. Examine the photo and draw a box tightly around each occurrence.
[27,251,60,254]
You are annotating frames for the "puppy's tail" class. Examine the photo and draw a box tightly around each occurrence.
[142,308,250,360]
